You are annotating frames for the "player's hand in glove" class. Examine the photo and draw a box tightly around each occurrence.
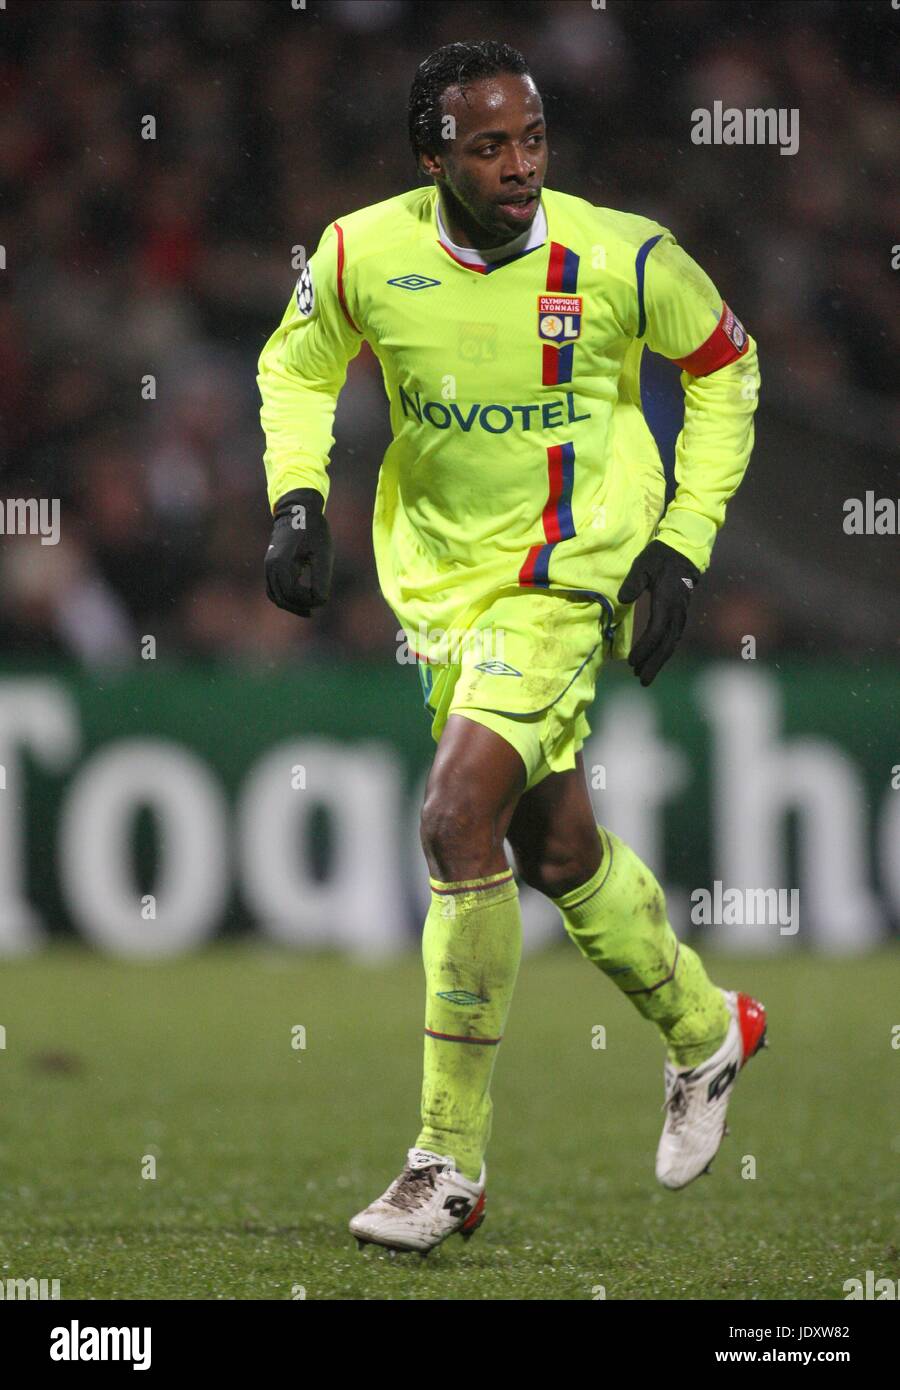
[617,539,701,686]
[264,488,333,618]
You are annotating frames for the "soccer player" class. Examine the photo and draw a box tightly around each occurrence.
[258,40,766,1255]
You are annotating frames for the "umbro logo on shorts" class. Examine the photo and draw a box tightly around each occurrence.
[473,660,522,676]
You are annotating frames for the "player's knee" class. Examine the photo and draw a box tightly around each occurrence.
[420,792,496,880]
[513,836,601,899]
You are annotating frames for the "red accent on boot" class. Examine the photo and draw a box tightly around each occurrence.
[736,993,767,1065]
[462,1188,486,1232]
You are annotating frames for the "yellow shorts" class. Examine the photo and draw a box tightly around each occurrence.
[417,588,611,792]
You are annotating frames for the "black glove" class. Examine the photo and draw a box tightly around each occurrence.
[617,539,701,686]
[264,488,333,618]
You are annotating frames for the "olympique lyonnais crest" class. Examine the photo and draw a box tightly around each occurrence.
[538,293,583,344]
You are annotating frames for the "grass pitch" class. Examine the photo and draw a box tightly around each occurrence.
[1,943,898,1300]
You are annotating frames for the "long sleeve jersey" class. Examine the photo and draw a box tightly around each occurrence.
[257,184,760,660]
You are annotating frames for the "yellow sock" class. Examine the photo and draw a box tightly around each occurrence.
[416,868,522,1181]
[553,826,729,1067]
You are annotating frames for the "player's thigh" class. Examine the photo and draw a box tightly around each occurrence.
[421,711,528,845]
[506,751,602,893]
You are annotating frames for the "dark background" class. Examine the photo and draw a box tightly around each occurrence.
[1,0,896,667]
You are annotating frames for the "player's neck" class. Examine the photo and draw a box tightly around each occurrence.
[435,191,546,265]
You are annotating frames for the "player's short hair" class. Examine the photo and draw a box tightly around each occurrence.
[408,40,532,168]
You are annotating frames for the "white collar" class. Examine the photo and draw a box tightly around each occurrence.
[436,197,547,268]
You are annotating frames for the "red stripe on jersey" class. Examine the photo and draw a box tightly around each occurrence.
[543,245,569,380]
[542,343,559,386]
[436,240,488,273]
[546,240,567,292]
[333,222,362,333]
[673,301,749,376]
[518,545,541,585]
[542,445,565,542]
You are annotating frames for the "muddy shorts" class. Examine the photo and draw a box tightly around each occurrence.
[416,587,613,793]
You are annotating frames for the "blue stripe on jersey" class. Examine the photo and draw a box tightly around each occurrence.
[529,542,554,587]
[561,247,580,293]
[483,243,545,274]
[556,439,576,538]
[635,234,663,339]
[639,346,684,509]
[555,341,575,384]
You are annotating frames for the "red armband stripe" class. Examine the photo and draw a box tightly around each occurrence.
[673,302,748,377]
[333,221,362,334]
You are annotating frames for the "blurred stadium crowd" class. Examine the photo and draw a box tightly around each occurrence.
[0,0,895,666]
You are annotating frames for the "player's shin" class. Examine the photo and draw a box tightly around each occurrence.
[416,869,523,1181]
[552,826,729,1067]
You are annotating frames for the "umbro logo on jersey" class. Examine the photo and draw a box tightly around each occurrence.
[387,274,441,291]
[473,660,522,676]
[681,577,694,590]
[707,1060,738,1102]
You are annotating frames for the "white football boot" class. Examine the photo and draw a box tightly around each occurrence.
[349,1148,486,1255]
[656,989,767,1190]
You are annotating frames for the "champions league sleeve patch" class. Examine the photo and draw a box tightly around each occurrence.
[295,263,314,317]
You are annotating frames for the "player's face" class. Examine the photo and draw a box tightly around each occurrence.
[423,73,547,246]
